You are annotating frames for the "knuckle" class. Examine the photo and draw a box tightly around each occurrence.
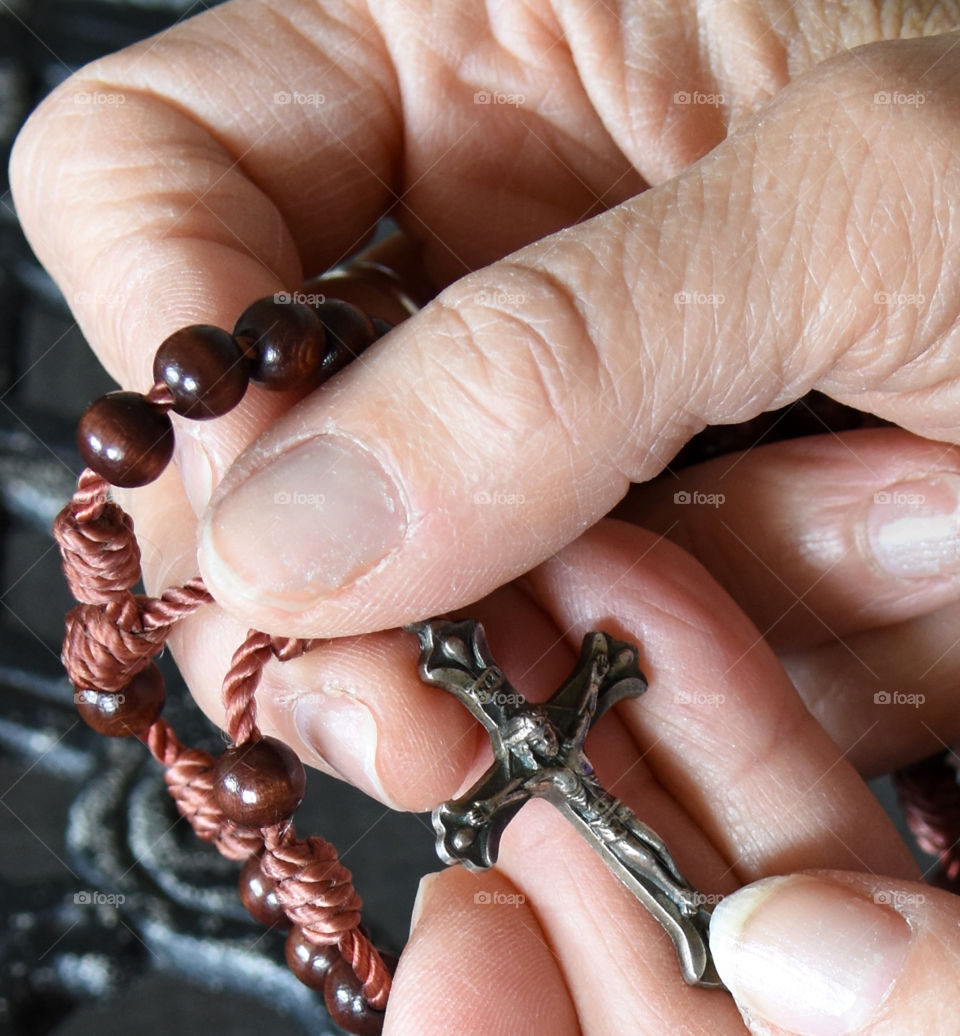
[432,262,619,457]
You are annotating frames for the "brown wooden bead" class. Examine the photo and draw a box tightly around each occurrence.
[285,926,340,991]
[313,268,413,326]
[239,852,291,930]
[233,298,326,390]
[77,391,174,488]
[75,662,165,737]
[212,735,306,828]
[315,299,377,378]
[153,325,248,419]
[324,952,397,1035]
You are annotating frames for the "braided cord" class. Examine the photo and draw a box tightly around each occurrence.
[55,471,392,1007]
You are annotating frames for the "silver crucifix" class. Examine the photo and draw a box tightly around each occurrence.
[407,618,723,989]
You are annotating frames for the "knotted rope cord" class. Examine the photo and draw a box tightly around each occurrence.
[54,464,392,1008]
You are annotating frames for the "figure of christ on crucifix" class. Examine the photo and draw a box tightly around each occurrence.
[408,618,724,989]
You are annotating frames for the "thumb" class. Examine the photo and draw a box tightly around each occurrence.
[709,870,959,1035]
[200,33,960,636]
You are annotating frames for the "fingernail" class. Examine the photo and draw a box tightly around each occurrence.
[409,873,438,936]
[710,875,910,1036]
[201,436,406,609]
[866,474,960,578]
[175,431,215,516]
[293,693,398,807]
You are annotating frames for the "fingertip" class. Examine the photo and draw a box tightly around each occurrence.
[386,865,577,1036]
[710,873,912,1036]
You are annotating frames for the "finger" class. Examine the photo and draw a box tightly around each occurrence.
[404,806,749,1036]
[614,427,960,774]
[524,520,920,881]
[123,469,478,812]
[617,427,960,650]
[780,600,960,777]
[490,743,747,1034]
[387,868,579,1036]
[710,870,960,1036]
[196,32,960,637]
[396,628,748,1032]
[10,0,649,508]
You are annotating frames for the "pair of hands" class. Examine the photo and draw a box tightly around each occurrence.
[12,2,960,1032]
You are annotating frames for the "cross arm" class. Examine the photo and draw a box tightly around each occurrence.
[433,759,531,870]
[406,618,523,736]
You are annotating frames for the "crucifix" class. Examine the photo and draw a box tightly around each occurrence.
[407,618,723,989]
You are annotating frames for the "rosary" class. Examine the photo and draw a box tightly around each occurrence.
[54,235,960,1033]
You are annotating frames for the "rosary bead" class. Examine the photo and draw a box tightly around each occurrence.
[212,735,306,828]
[324,953,397,1035]
[75,662,166,737]
[285,927,341,991]
[371,317,393,339]
[314,299,378,378]
[77,391,174,488]
[233,298,327,390]
[153,325,249,419]
[239,852,291,930]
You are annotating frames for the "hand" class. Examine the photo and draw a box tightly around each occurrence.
[13,0,960,810]
[11,6,960,1029]
[388,520,953,1035]
[13,3,960,635]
